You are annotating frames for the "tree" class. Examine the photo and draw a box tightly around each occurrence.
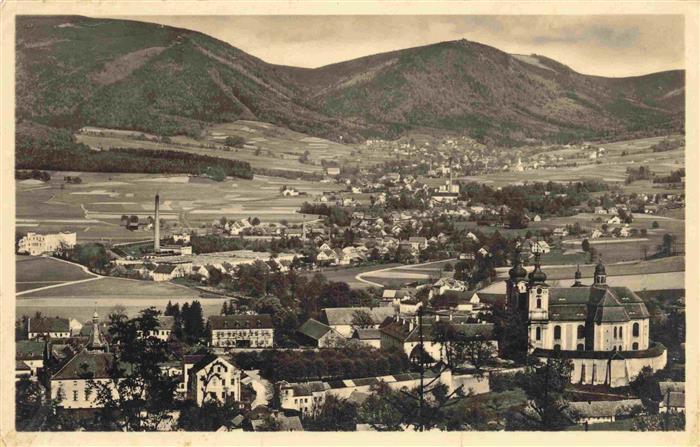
[511,357,575,431]
[224,135,245,148]
[15,377,45,431]
[632,412,685,431]
[463,338,496,374]
[652,221,660,229]
[630,366,662,413]
[351,310,375,329]
[303,395,358,431]
[181,301,205,344]
[177,400,241,431]
[581,239,590,253]
[89,307,179,431]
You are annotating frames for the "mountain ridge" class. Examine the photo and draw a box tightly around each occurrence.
[16,16,684,146]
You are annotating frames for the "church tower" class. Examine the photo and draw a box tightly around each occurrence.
[527,251,549,351]
[593,259,607,286]
[86,310,108,353]
[506,247,528,315]
[572,264,584,287]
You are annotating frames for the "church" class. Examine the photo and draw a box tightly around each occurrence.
[507,249,667,387]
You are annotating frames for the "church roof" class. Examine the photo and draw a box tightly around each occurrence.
[546,285,648,322]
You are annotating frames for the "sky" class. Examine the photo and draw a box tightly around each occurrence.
[121,15,685,77]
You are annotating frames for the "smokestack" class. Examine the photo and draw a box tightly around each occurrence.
[154,192,160,253]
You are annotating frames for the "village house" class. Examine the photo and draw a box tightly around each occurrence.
[16,340,46,380]
[351,328,382,349]
[297,319,346,348]
[208,314,275,348]
[379,314,496,363]
[566,399,643,425]
[187,354,242,406]
[321,307,396,338]
[659,382,685,413]
[27,316,70,340]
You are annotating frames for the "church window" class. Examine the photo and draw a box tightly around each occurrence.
[577,343,584,351]
[613,327,617,338]
[537,287,542,295]
[535,327,541,341]
[632,342,639,350]
[536,298,541,309]
[554,344,561,351]
[619,327,623,342]
[577,325,585,339]
[633,323,639,337]
[554,325,561,340]
[580,364,586,383]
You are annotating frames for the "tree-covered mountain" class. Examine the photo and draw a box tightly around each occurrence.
[16,16,684,146]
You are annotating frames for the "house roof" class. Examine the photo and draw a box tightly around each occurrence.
[208,314,274,330]
[153,264,178,274]
[16,360,31,371]
[297,319,332,341]
[157,316,175,331]
[323,307,395,326]
[16,340,45,360]
[567,399,643,419]
[190,354,236,376]
[29,317,69,333]
[251,414,304,431]
[51,349,118,380]
[353,328,381,340]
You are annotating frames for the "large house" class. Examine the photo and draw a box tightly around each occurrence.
[16,340,46,380]
[379,314,496,363]
[27,316,70,340]
[208,314,274,348]
[17,231,76,256]
[321,307,396,338]
[507,252,666,387]
[50,312,117,409]
[187,354,242,406]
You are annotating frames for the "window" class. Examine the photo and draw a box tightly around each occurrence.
[73,390,78,402]
[632,342,639,350]
[537,287,542,295]
[554,325,561,340]
[613,327,617,338]
[553,344,561,351]
[535,327,541,341]
[577,343,584,351]
[536,298,541,309]
[577,325,585,339]
[633,322,639,337]
[619,327,623,342]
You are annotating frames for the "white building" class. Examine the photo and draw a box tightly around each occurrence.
[187,354,242,406]
[27,317,70,339]
[209,314,274,348]
[17,232,76,256]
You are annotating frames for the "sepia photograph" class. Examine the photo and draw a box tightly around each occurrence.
[1,1,697,444]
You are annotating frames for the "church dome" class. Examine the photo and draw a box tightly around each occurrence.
[509,262,527,280]
[529,265,547,283]
[594,260,606,277]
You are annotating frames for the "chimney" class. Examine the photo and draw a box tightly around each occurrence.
[154,192,160,253]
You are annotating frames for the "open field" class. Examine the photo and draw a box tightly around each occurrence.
[75,121,394,173]
[17,275,196,299]
[16,255,94,284]
[16,171,345,243]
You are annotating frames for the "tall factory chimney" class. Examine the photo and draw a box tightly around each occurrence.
[154,192,160,253]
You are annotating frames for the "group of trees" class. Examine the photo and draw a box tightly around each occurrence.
[16,126,253,180]
[233,347,411,383]
[164,300,207,344]
[57,243,110,274]
[15,169,51,181]
[190,234,304,255]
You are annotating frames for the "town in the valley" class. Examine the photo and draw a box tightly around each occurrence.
[13,15,686,433]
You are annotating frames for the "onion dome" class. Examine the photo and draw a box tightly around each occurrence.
[528,264,547,284]
[508,252,527,280]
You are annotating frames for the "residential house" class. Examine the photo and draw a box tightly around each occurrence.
[351,328,382,349]
[209,314,275,348]
[322,307,396,338]
[297,319,346,348]
[187,354,242,406]
[16,340,46,379]
[659,382,685,413]
[566,399,643,425]
[28,316,70,339]
[17,231,77,256]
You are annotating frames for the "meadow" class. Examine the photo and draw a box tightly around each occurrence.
[16,171,345,243]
